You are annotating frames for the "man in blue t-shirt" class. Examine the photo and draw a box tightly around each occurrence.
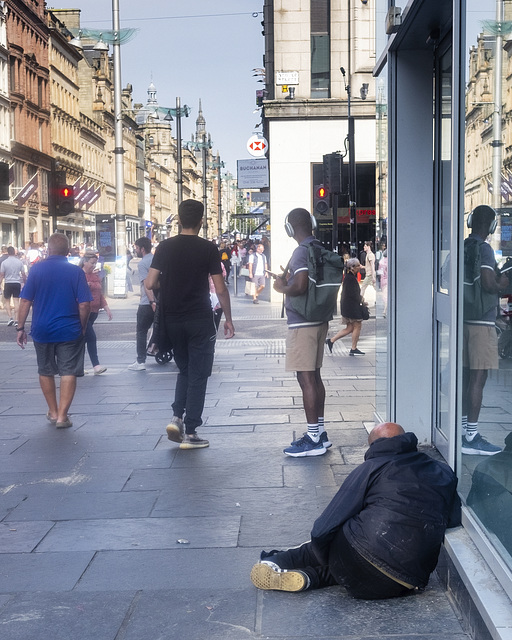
[17,233,92,429]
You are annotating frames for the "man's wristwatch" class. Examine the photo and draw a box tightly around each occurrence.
[17,327,25,332]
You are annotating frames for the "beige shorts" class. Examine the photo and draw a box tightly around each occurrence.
[463,324,498,370]
[285,323,329,372]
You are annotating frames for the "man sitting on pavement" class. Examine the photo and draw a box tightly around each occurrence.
[250,422,461,599]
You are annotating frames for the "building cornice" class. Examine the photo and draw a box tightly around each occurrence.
[263,98,376,120]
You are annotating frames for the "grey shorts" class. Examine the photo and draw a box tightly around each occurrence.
[34,336,86,377]
[252,275,265,288]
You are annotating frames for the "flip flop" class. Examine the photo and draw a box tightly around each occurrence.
[56,418,73,429]
[46,411,57,424]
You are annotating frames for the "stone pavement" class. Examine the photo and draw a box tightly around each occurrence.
[0,283,470,639]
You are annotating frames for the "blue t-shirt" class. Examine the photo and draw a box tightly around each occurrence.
[21,255,93,343]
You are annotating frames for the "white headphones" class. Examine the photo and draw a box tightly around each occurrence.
[467,205,498,234]
[284,212,317,238]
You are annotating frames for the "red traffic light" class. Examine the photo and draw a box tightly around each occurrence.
[55,184,75,216]
[316,186,328,199]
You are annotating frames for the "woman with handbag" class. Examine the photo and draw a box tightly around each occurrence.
[80,250,113,373]
[325,258,367,356]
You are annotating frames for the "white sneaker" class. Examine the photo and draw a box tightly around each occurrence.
[128,361,146,371]
[93,365,107,375]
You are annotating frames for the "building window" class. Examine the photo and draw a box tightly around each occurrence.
[311,0,330,98]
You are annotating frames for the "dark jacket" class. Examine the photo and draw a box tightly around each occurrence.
[340,270,363,319]
[311,432,461,588]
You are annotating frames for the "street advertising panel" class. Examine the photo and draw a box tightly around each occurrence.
[96,215,116,261]
[237,159,269,188]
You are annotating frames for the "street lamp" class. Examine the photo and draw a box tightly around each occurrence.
[209,157,225,238]
[340,66,357,255]
[185,137,212,237]
[69,4,138,296]
[134,100,190,208]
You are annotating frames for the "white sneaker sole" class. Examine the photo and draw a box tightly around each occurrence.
[284,446,327,457]
[179,440,209,449]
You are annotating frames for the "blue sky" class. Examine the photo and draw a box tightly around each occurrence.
[64,1,265,174]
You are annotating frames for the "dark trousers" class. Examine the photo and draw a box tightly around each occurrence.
[84,312,99,367]
[136,304,155,363]
[263,527,414,600]
[164,315,216,433]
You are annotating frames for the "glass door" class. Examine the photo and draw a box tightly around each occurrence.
[433,43,455,462]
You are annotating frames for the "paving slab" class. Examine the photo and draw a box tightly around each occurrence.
[0,591,135,639]
[0,294,471,639]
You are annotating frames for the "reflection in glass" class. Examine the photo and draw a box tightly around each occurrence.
[375,74,388,421]
[438,49,452,295]
[467,432,512,556]
[462,0,512,571]
[437,323,451,442]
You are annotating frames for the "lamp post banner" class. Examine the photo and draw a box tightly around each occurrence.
[14,174,38,206]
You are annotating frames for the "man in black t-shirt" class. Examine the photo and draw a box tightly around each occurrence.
[146,200,235,449]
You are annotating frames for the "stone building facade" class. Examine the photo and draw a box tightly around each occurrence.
[262,0,377,284]
[0,2,15,245]
[6,0,51,247]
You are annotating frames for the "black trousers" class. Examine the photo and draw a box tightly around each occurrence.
[164,316,216,433]
[136,304,155,363]
[262,527,415,600]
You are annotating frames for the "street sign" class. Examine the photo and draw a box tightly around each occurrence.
[246,135,268,158]
[276,71,299,85]
[237,159,269,188]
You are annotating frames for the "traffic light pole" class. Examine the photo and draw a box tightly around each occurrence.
[348,115,357,256]
[112,0,127,297]
[332,193,339,253]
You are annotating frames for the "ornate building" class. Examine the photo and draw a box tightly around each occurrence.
[135,82,176,239]
[47,9,82,243]
[0,2,15,245]
[6,0,52,247]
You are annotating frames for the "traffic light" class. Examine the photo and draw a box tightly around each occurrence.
[56,184,74,216]
[313,184,330,215]
[323,153,342,194]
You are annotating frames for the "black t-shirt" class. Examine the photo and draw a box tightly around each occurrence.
[151,234,222,320]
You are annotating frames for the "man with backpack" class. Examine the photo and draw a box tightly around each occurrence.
[462,205,508,455]
[274,208,343,457]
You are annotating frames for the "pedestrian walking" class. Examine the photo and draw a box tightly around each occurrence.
[248,243,268,304]
[80,250,112,374]
[16,233,92,428]
[326,258,366,356]
[360,241,377,301]
[146,199,235,449]
[0,246,26,327]
[129,237,157,371]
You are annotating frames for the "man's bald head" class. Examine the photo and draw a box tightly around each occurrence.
[368,422,405,445]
